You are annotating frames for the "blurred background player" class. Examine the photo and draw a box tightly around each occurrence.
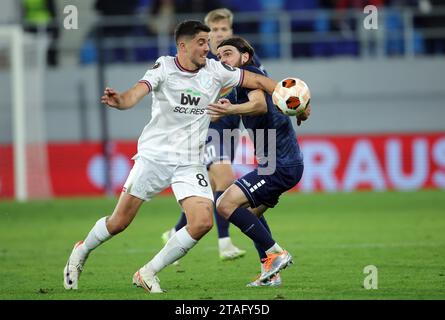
[162,8,268,261]
[207,36,310,286]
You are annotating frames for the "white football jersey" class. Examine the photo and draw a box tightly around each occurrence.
[136,56,244,165]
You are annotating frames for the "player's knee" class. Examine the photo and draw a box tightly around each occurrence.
[216,200,235,219]
[202,203,214,232]
[187,203,213,238]
[189,215,213,239]
[199,216,214,233]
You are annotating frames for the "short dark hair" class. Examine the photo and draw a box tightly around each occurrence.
[174,20,210,44]
[217,36,255,66]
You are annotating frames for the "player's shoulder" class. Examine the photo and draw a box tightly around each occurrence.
[156,55,174,62]
[149,56,175,70]
[205,57,219,69]
[241,64,264,76]
[206,58,238,72]
[251,54,268,76]
[252,53,262,66]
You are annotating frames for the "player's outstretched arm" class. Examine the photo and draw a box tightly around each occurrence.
[207,89,267,120]
[240,71,277,96]
[101,82,149,110]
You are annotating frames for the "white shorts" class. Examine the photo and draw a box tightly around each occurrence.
[123,156,214,202]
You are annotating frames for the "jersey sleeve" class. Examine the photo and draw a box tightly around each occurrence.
[210,59,245,89]
[138,57,166,92]
[240,65,266,94]
[252,53,268,77]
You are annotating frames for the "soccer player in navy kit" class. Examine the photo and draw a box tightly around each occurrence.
[207,36,311,285]
[163,8,272,262]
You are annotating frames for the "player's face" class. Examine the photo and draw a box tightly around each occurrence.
[216,45,244,68]
[185,31,210,69]
[208,19,233,51]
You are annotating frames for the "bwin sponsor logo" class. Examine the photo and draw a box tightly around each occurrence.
[180,93,201,106]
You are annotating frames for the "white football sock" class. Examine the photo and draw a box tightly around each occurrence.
[265,243,284,254]
[80,217,112,258]
[218,237,233,251]
[144,227,197,274]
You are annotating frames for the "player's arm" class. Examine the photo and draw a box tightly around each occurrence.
[207,89,267,119]
[240,70,277,96]
[101,82,149,110]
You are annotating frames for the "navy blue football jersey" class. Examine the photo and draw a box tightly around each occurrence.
[229,64,304,167]
[204,49,271,166]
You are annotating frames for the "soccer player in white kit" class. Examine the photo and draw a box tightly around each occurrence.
[63,20,281,293]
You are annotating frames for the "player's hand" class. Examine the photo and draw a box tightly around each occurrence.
[297,104,311,126]
[207,98,233,118]
[101,87,122,108]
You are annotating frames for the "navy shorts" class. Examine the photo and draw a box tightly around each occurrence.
[235,164,304,208]
[204,115,241,168]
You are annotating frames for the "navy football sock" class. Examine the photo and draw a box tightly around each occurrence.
[214,191,230,238]
[228,207,275,251]
[254,216,272,261]
[174,212,187,232]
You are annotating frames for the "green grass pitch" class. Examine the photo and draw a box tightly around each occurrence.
[1,190,444,300]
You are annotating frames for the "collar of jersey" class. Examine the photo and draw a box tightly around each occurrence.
[174,56,200,73]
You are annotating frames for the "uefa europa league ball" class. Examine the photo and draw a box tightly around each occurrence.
[272,78,311,116]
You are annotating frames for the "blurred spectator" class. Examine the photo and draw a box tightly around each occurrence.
[22,0,59,66]
[146,0,175,36]
[134,0,176,60]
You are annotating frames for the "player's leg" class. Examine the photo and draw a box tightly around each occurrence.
[134,195,213,293]
[64,192,144,290]
[209,120,245,260]
[134,164,214,293]
[244,206,282,287]
[208,161,246,260]
[64,156,170,290]
[160,139,219,246]
[248,206,272,262]
[161,123,245,261]
[161,213,187,245]
[217,170,296,281]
